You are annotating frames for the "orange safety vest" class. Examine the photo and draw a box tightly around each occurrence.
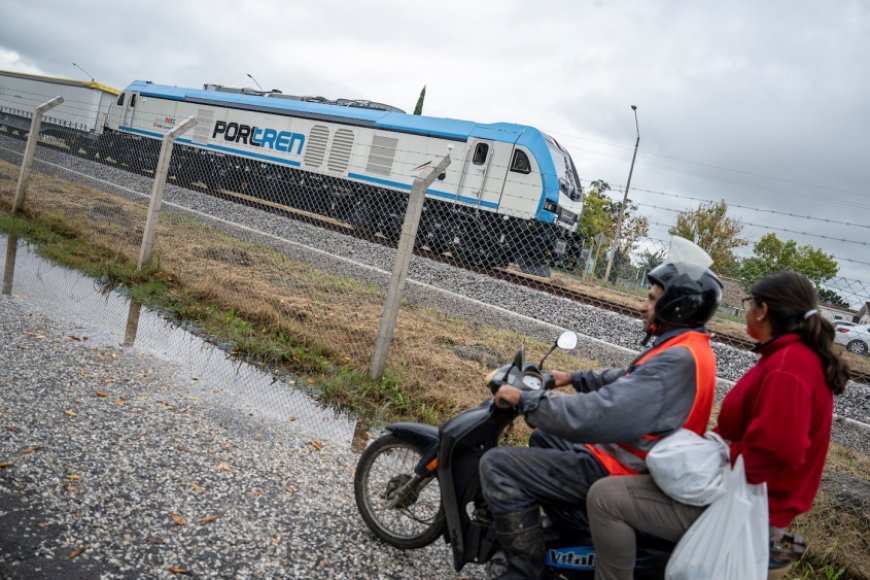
[584,330,716,475]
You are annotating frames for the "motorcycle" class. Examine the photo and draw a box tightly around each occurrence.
[353,332,801,578]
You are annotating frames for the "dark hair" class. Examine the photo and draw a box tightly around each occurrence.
[751,271,849,394]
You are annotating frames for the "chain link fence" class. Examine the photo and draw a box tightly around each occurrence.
[1,88,869,577]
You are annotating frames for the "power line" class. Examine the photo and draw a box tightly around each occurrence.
[587,180,870,228]
[636,203,870,247]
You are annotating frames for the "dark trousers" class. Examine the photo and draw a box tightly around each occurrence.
[480,429,609,531]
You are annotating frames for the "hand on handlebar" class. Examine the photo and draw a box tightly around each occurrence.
[494,385,522,409]
[549,370,573,390]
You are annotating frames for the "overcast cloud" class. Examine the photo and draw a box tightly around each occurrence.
[1,0,868,298]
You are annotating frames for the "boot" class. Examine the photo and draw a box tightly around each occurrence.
[491,506,545,579]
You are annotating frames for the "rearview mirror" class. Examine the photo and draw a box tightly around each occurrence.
[557,331,578,351]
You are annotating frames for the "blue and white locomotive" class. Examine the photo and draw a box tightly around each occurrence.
[105,81,584,273]
[0,69,584,274]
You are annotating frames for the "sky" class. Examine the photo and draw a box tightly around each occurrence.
[1,0,868,303]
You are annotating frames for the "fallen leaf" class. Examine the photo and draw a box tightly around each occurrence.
[65,474,82,480]
[64,485,80,492]
[115,399,126,406]
[15,445,41,456]
[199,515,219,524]
[191,482,203,492]
[169,566,191,575]
[287,416,296,422]
[339,356,351,365]
[68,335,81,341]
[307,440,323,451]
[35,335,45,340]
[95,391,109,398]
[176,445,191,453]
[216,462,233,474]
[0,462,13,469]
[68,548,85,559]
[63,410,78,417]
[111,353,117,359]
[170,514,189,526]
[284,486,296,494]
[102,378,113,385]
[271,534,282,545]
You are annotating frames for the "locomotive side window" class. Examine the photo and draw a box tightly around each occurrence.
[472,143,489,165]
[130,94,137,107]
[510,150,531,174]
[116,93,125,106]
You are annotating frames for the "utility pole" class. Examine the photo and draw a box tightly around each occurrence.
[603,105,640,283]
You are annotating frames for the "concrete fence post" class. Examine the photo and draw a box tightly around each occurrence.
[137,117,197,271]
[3,235,18,296]
[369,149,452,380]
[12,96,64,213]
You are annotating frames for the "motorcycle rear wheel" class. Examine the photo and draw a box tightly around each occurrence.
[354,434,445,549]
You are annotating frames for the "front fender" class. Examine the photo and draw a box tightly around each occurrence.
[385,422,439,450]
[386,422,440,477]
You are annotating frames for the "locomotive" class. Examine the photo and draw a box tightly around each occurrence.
[0,69,584,275]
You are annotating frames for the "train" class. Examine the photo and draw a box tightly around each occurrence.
[0,69,584,275]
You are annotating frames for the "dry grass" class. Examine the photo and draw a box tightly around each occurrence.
[790,444,870,579]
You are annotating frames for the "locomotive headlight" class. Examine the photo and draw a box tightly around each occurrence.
[544,200,558,213]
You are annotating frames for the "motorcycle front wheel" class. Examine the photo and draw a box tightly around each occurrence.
[354,434,445,549]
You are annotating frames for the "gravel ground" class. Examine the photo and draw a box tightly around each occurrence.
[0,297,480,579]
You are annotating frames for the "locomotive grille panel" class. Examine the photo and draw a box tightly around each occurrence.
[365,135,398,176]
[304,125,329,168]
[193,109,213,145]
[327,128,354,172]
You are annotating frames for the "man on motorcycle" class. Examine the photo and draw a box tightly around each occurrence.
[479,250,723,579]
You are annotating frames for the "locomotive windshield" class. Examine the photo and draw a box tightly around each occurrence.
[545,135,582,202]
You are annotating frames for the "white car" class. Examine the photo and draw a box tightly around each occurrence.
[834,324,870,356]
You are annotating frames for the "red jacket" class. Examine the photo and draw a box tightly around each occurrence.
[714,334,833,527]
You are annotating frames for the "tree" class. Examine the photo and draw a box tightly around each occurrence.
[818,288,850,309]
[576,180,649,280]
[739,232,839,289]
[637,248,666,274]
[413,85,426,115]
[668,200,747,276]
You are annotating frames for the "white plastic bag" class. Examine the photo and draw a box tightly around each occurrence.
[666,455,769,580]
[646,429,729,506]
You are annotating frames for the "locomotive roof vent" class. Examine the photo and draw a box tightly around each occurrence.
[201,83,404,113]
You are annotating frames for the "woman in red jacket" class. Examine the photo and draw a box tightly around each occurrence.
[586,271,850,580]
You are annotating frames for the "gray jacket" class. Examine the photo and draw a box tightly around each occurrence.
[518,328,704,446]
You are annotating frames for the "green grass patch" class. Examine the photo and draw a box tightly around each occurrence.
[0,208,475,426]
